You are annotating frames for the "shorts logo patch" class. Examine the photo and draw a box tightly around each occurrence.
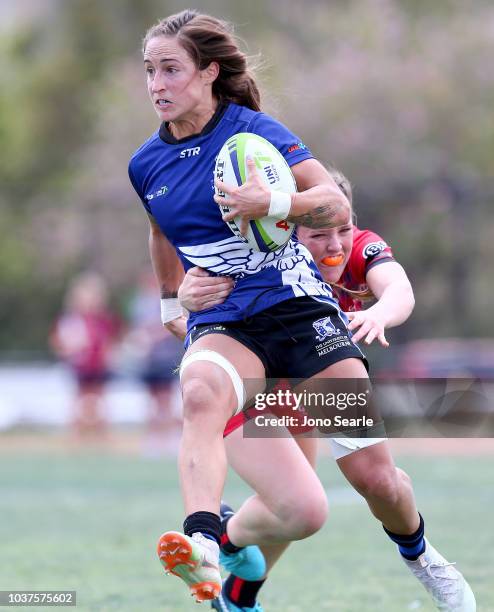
[313,316,341,341]
[192,324,227,343]
[362,241,387,259]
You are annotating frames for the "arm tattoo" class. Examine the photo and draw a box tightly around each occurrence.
[160,288,178,299]
[287,205,338,229]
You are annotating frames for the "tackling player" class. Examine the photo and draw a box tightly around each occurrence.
[178,169,476,612]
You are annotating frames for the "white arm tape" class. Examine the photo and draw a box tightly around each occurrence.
[268,191,292,219]
[160,298,182,324]
[179,349,245,416]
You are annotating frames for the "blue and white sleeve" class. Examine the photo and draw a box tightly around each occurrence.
[247,112,314,167]
[128,161,152,216]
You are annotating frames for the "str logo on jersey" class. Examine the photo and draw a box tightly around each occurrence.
[312,316,341,341]
[145,185,169,201]
[180,147,201,158]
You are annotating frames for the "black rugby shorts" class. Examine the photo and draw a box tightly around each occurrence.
[186,296,368,380]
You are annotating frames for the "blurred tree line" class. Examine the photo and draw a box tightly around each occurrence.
[0,0,493,356]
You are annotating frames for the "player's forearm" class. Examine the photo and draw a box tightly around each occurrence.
[148,226,184,298]
[369,282,415,329]
[287,185,350,229]
[148,225,187,335]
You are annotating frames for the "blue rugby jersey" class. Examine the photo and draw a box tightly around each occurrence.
[128,102,337,331]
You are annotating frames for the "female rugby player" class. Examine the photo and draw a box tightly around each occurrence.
[179,170,476,612]
[129,9,366,603]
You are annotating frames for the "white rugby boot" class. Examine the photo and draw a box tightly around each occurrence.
[157,531,221,602]
[402,538,476,611]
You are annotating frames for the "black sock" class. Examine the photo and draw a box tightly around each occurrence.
[383,513,426,561]
[224,574,266,608]
[183,511,221,546]
[220,512,243,553]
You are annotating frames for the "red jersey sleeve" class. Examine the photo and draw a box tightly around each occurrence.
[346,227,394,285]
[335,227,395,312]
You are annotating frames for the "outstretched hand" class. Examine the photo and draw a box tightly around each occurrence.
[346,309,389,348]
[214,157,270,235]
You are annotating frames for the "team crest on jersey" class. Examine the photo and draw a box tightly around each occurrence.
[362,241,387,259]
[312,316,341,341]
[145,185,169,201]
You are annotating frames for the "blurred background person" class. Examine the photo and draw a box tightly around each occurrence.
[50,271,121,441]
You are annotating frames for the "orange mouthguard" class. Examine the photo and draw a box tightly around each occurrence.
[322,254,344,266]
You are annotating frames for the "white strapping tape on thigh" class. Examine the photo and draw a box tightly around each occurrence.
[179,350,245,416]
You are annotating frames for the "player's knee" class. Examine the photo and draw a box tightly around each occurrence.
[181,378,221,420]
[299,498,328,538]
[396,467,412,488]
[282,489,328,539]
[354,467,401,506]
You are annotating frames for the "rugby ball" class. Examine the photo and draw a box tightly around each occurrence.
[214,133,296,252]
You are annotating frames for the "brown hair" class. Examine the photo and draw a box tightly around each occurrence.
[143,9,261,111]
[327,167,375,302]
[328,166,353,208]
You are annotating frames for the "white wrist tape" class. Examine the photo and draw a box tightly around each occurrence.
[268,191,292,219]
[160,298,182,324]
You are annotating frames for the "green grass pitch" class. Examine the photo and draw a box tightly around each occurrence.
[0,447,492,611]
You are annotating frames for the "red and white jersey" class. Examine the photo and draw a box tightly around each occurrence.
[52,311,120,376]
[334,226,394,312]
[223,226,395,438]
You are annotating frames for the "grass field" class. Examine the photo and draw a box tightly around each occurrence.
[1,436,493,612]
